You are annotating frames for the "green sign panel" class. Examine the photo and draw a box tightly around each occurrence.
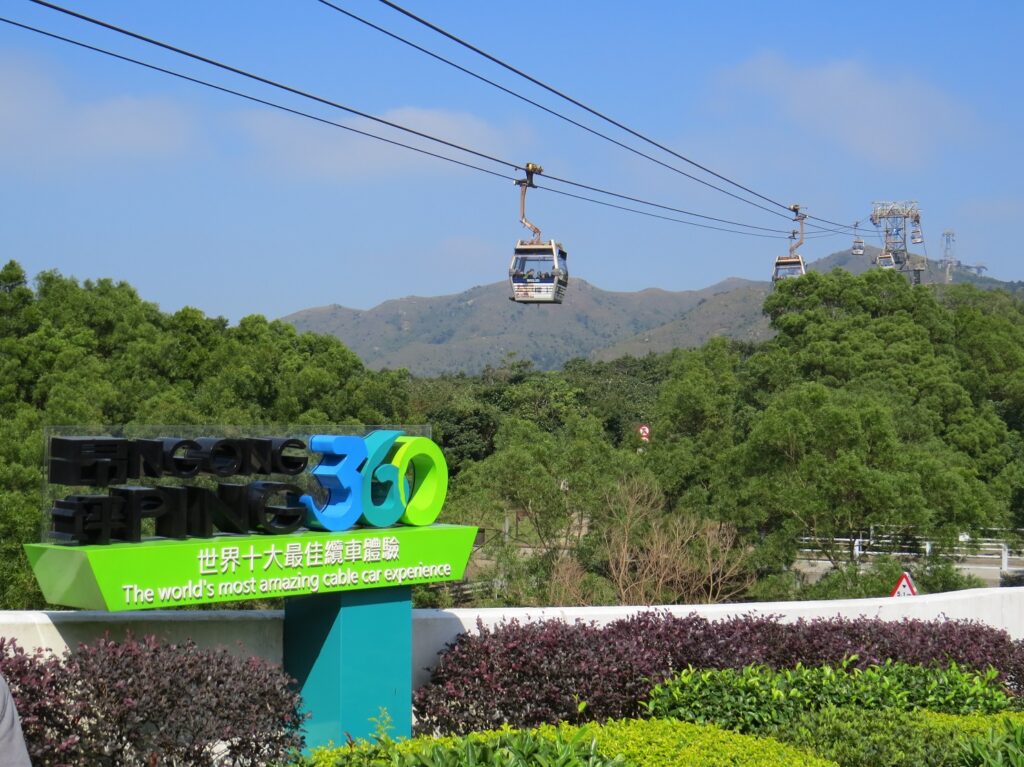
[25,524,476,611]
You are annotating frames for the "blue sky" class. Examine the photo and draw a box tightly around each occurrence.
[1,0,1021,321]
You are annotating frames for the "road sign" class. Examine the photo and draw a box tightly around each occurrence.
[890,571,918,597]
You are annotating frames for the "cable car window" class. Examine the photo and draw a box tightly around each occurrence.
[511,255,556,281]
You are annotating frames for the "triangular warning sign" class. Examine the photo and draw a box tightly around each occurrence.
[890,571,918,597]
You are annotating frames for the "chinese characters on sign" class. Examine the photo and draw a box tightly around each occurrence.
[196,536,402,575]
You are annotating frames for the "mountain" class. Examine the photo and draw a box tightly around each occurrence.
[283,277,765,375]
[282,248,1017,375]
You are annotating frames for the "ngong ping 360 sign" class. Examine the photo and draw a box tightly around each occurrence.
[24,429,476,611]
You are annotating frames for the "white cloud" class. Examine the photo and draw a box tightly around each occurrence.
[0,56,195,170]
[716,53,976,168]
[236,105,529,181]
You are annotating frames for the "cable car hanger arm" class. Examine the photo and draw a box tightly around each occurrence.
[517,162,543,243]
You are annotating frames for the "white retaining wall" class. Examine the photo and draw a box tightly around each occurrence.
[3,587,1023,688]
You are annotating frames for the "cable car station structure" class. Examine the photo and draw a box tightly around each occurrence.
[870,201,925,283]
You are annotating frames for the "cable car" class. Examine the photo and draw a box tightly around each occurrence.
[509,162,570,304]
[509,241,568,303]
[772,254,806,281]
[876,252,896,269]
[773,204,806,282]
[851,221,865,256]
[911,224,924,245]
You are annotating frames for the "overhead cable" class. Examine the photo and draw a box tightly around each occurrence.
[374,0,863,233]
[318,0,796,225]
[26,0,522,174]
[21,2,805,237]
[0,16,515,181]
[0,15,801,240]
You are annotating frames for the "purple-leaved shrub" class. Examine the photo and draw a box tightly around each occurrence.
[0,635,305,766]
[413,613,1024,735]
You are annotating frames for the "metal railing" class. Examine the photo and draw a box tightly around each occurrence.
[798,535,1022,572]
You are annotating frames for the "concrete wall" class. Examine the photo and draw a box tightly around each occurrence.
[3,587,1023,689]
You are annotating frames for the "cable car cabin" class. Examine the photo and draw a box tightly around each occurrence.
[876,252,896,269]
[771,254,805,282]
[508,240,568,304]
[852,237,865,256]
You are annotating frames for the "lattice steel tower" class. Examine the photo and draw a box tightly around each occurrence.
[940,230,956,283]
[870,201,925,284]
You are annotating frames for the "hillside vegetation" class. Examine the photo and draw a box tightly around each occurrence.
[2,260,1024,608]
[285,247,1006,375]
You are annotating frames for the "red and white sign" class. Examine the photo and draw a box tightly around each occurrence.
[890,571,918,597]
[637,425,651,443]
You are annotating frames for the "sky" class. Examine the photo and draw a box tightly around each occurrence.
[1,0,1022,322]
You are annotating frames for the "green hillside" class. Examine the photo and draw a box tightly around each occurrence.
[284,278,739,375]
[285,247,1014,375]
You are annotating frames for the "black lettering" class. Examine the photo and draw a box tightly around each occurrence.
[247,481,305,534]
[271,438,308,475]
[50,494,127,545]
[208,483,251,533]
[109,486,175,542]
[49,437,130,487]
[188,438,243,476]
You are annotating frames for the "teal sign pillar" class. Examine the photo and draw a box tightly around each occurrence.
[285,585,413,746]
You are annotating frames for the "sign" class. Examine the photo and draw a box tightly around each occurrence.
[25,524,474,611]
[26,427,477,745]
[637,424,651,443]
[26,429,476,610]
[890,571,918,597]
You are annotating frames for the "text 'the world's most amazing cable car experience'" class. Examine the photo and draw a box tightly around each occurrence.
[508,163,568,304]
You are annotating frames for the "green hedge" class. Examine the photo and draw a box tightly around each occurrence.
[569,719,837,767]
[300,719,836,767]
[774,709,1024,767]
[959,716,1024,766]
[645,660,1012,732]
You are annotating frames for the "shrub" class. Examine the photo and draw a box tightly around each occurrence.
[574,718,837,767]
[959,717,1024,766]
[1,634,305,766]
[645,660,1012,733]
[302,719,837,767]
[0,637,89,765]
[772,709,1024,767]
[414,613,1024,734]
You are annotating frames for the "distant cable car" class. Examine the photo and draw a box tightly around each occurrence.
[911,224,924,245]
[508,162,569,304]
[876,252,896,269]
[773,205,806,282]
[851,222,865,256]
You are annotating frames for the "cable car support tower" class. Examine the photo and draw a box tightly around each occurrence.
[940,229,956,283]
[870,201,925,284]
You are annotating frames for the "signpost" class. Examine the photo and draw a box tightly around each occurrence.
[25,428,476,747]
